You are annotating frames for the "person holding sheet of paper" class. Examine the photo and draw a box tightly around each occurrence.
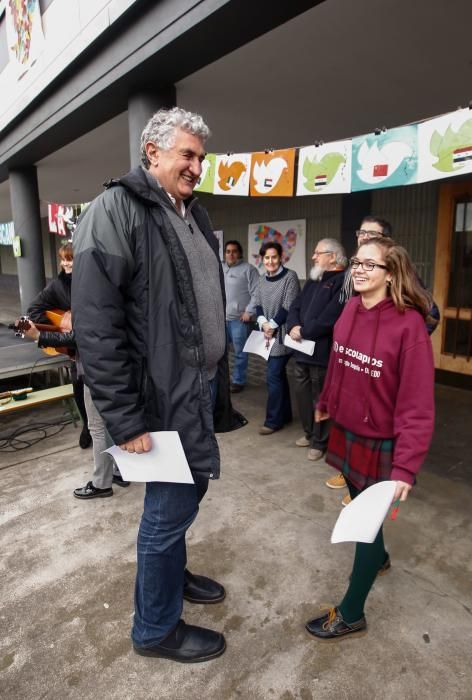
[335,215,441,501]
[286,239,347,462]
[72,108,245,664]
[255,241,300,435]
[305,236,434,642]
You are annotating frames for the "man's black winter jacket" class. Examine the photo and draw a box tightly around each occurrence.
[72,167,244,479]
[286,270,346,367]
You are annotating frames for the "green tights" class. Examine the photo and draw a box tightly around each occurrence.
[338,481,388,623]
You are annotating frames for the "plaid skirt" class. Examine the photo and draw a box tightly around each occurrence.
[326,422,394,491]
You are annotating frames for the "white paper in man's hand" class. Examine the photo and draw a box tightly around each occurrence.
[283,333,315,356]
[331,480,396,544]
[105,431,194,484]
[243,330,275,361]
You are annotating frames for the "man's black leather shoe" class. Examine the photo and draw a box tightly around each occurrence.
[112,474,131,487]
[133,619,226,663]
[183,569,226,604]
[73,481,113,499]
[306,607,367,641]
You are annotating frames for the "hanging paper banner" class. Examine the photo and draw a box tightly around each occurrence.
[0,221,15,245]
[247,219,306,279]
[194,154,216,193]
[250,149,295,197]
[6,0,45,76]
[213,154,251,196]
[417,108,472,183]
[297,140,352,196]
[351,126,418,192]
[48,203,89,236]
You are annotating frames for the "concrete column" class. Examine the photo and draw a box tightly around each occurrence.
[128,87,176,168]
[9,166,46,313]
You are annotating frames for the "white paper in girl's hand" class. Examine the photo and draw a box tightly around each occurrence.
[243,330,275,361]
[331,480,397,544]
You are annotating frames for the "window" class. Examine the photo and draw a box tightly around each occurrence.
[448,200,472,308]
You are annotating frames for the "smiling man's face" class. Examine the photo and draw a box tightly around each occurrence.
[147,128,206,205]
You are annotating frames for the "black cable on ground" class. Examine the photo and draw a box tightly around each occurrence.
[0,416,75,452]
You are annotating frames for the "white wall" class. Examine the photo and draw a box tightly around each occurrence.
[0,0,138,132]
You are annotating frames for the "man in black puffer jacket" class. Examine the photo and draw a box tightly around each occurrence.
[287,239,347,462]
[72,108,245,664]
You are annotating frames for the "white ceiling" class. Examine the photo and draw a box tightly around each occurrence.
[1,0,471,221]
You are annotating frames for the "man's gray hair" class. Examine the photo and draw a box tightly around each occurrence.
[318,238,348,268]
[140,107,211,168]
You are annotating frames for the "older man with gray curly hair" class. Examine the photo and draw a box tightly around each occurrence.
[287,238,347,462]
[72,107,245,663]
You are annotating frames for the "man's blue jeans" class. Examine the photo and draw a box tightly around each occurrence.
[264,354,292,430]
[131,378,216,647]
[226,319,250,386]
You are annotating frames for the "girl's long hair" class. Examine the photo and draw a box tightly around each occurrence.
[357,237,432,319]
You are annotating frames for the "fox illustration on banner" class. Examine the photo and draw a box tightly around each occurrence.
[250,149,295,196]
[213,154,251,196]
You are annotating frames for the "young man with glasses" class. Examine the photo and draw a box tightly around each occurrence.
[355,215,392,244]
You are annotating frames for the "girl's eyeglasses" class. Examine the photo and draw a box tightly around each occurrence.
[349,258,387,272]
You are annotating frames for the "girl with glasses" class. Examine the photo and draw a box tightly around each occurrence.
[305,237,435,641]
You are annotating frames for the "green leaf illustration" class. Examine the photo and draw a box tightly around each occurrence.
[302,152,345,192]
[430,130,441,157]
[431,118,472,173]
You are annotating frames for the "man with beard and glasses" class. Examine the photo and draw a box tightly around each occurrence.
[286,239,347,462]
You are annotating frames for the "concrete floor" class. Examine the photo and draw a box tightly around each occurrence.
[0,381,471,700]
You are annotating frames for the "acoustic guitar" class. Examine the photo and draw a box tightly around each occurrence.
[10,309,75,358]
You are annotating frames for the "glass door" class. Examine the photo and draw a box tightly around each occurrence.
[432,182,472,375]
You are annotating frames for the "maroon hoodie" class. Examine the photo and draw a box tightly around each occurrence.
[318,296,435,485]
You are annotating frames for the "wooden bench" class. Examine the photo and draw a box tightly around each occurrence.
[0,384,78,423]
